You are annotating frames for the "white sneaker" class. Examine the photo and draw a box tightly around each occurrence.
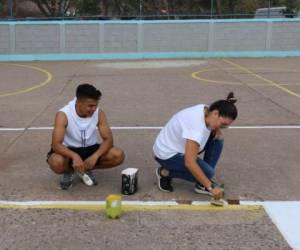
[77,171,95,186]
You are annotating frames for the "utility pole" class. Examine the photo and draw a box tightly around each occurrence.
[8,0,13,17]
[211,0,214,19]
[139,0,143,20]
[60,0,65,18]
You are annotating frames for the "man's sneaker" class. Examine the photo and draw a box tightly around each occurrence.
[60,170,75,190]
[86,170,98,185]
[78,170,98,186]
[156,167,173,192]
[194,183,212,196]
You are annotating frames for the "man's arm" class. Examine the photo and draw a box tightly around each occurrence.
[83,110,113,169]
[96,110,113,157]
[52,112,84,173]
[185,139,223,200]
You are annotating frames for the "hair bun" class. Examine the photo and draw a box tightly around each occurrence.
[226,92,237,104]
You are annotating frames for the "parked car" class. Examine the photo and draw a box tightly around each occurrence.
[254,6,300,18]
[254,7,286,18]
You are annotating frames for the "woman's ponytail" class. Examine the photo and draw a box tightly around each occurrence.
[226,92,237,104]
[208,92,238,120]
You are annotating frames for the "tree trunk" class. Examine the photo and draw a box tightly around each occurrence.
[13,0,17,16]
[100,0,108,16]
[216,0,222,17]
[30,0,71,17]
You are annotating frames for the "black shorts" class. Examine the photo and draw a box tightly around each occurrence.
[46,144,100,163]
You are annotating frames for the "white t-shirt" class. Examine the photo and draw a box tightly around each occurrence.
[59,98,100,148]
[153,104,211,160]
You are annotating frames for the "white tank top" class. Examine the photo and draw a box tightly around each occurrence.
[60,98,100,148]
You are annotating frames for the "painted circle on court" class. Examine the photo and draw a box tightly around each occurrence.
[0,63,53,98]
[192,67,300,86]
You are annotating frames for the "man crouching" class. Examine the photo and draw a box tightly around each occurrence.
[47,83,125,190]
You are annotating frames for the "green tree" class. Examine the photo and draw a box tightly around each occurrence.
[284,0,300,15]
[27,0,300,19]
[75,0,100,16]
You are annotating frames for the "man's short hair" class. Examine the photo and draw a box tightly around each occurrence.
[76,83,102,100]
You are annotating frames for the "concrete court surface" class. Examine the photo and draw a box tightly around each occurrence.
[0,207,289,250]
[1,58,300,249]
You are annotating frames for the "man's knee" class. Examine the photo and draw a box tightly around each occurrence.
[110,148,125,165]
[48,155,68,174]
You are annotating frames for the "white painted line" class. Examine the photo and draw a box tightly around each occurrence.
[110,126,163,130]
[0,128,25,131]
[263,201,300,250]
[228,125,300,129]
[0,200,194,206]
[240,201,263,205]
[122,200,178,206]
[1,125,300,132]
[28,127,53,130]
[0,199,259,208]
[192,201,215,205]
[0,200,105,206]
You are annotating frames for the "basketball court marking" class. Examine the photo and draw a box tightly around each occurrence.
[0,125,300,132]
[0,200,261,211]
[0,63,53,98]
[223,59,300,100]
[0,60,299,249]
[192,67,300,86]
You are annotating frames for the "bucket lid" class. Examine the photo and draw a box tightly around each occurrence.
[121,168,138,175]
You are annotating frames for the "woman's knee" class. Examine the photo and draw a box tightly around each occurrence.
[205,168,215,180]
[197,159,215,179]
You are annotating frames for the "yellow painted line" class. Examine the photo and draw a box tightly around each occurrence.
[0,203,262,212]
[223,59,300,100]
[192,68,243,85]
[123,204,262,212]
[0,63,53,98]
[192,67,300,87]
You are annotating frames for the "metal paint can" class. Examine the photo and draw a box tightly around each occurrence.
[121,168,138,195]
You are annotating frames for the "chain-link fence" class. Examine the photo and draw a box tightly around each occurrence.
[1,0,300,20]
